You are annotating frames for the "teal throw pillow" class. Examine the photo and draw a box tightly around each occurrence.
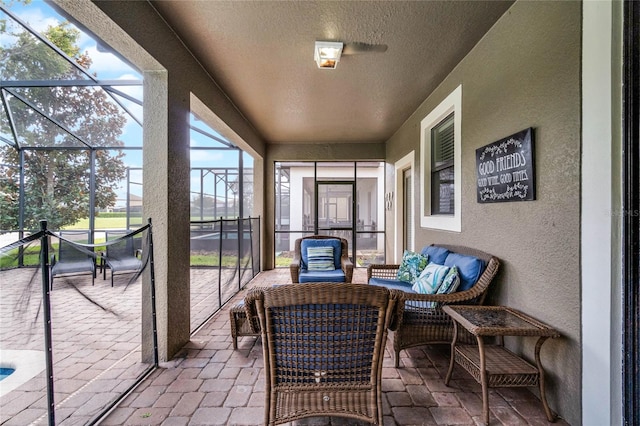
[307,246,335,271]
[436,265,460,294]
[397,250,429,284]
[412,263,450,294]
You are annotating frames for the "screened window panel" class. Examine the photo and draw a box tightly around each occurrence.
[242,152,254,217]
[209,169,241,219]
[0,10,89,82]
[0,97,14,145]
[107,88,143,124]
[97,150,140,224]
[431,113,455,215]
[190,169,204,220]
[22,150,90,229]
[317,162,355,180]
[0,163,20,230]
[201,170,217,220]
[190,114,235,149]
[355,176,379,237]
[274,161,385,267]
[275,163,293,231]
[7,93,87,148]
[12,87,141,148]
[302,177,316,232]
[432,167,455,214]
[126,167,143,227]
[432,113,454,168]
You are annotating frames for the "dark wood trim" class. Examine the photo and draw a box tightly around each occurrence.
[623,1,640,424]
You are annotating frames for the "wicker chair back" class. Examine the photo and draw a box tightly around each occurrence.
[245,283,400,425]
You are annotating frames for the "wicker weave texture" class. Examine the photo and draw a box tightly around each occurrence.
[273,388,376,424]
[445,305,560,337]
[289,235,354,283]
[230,303,260,349]
[245,283,400,425]
[455,345,540,387]
[367,244,500,367]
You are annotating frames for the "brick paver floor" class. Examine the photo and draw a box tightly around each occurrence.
[99,269,569,426]
[0,265,568,425]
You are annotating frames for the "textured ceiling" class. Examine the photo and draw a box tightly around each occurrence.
[150,1,513,144]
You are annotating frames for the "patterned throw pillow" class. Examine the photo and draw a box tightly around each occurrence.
[412,263,451,294]
[307,246,335,271]
[436,265,460,294]
[397,250,429,283]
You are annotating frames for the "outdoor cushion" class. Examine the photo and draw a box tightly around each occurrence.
[436,265,460,294]
[307,246,335,271]
[412,263,450,294]
[420,245,450,264]
[369,277,415,293]
[301,239,342,269]
[444,252,485,291]
[299,268,345,283]
[396,250,429,284]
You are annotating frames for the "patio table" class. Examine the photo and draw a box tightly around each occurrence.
[443,305,560,425]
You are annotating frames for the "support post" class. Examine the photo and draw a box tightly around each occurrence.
[147,218,159,367]
[39,220,55,426]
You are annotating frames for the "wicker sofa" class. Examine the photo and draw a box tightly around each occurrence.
[367,244,500,367]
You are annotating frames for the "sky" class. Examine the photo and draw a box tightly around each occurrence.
[3,0,254,207]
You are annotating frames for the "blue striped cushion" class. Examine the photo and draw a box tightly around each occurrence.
[301,239,342,269]
[307,246,335,271]
[299,269,345,282]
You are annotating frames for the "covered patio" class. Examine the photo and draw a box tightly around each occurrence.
[1,0,637,424]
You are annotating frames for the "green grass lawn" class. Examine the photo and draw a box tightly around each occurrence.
[66,217,130,230]
[0,245,41,267]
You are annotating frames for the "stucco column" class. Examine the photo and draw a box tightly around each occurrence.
[142,70,191,362]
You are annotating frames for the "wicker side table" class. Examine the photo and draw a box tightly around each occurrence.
[443,305,560,425]
[230,301,260,349]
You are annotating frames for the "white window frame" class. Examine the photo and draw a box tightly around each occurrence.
[394,151,415,263]
[420,84,462,232]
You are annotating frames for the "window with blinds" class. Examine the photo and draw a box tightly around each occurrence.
[431,113,455,215]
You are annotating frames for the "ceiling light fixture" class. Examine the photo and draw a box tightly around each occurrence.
[314,41,343,69]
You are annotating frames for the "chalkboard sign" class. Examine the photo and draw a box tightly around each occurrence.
[476,128,535,203]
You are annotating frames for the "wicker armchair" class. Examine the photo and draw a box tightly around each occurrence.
[368,244,500,367]
[289,235,353,283]
[245,283,401,426]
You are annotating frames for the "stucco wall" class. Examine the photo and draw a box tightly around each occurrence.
[385,2,582,424]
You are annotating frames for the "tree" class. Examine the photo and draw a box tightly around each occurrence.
[0,19,128,230]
